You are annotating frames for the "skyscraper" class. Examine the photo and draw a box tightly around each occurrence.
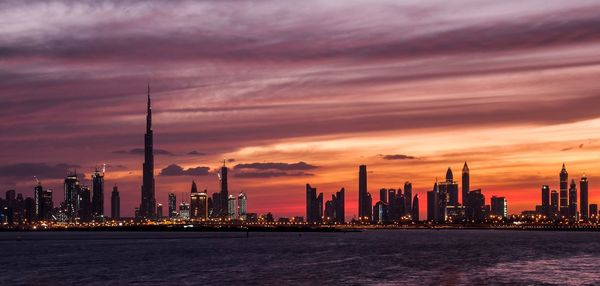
[411,194,419,222]
[568,179,577,220]
[140,85,156,219]
[190,181,201,219]
[380,188,387,203]
[41,189,53,221]
[550,190,559,218]
[462,162,469,206]
[490,196,507,218]
[439,168,459,208]
[111,185,120,219]
[590,204,598,219]
[157,203,163,220]
[238,192,247,220]
[306,184,323,223]
[427,182,437,222]
[227,195,236,220]
[580,174,589,221]
[64,172,80,220]
[541,185,550,217]
[465,189,485,221]
[199,189,208,220]
[78,186,91,222]
[34,181,43,221]
[179,202,190,220]
[404,182,412,213]
[335,188,345,223]
[168,193,177,218]
[559,164,568,217]
[358,165,371,220]
[219,162,229,217]
[91,168,104,219]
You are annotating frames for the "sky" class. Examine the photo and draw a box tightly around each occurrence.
[2,0,600,220]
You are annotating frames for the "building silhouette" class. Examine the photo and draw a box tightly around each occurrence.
[580,174,589,221]
[168,193,177,218]
[465,189,485,221]
[462,162,469,206]
[237,192,247,220]
[306,184,323,223]
[358,165,372,221]
[140,85,156,219]
[219,162,229,217]
[550,190,559,218]
[111,185,120,219]
[568,179,578,219]
[190,181,201,219]
[411,194,419,222]
[91,168,104,219]
[541,185,550,217]
[63,172,80,220]
[590,204,598,219]
[324,187,345,223]
[157,203,163,220]
[404,182,412,214]
[491,196,507,218]
[78,186,91,222]
[227,195,236,220]
[559,164,569,217]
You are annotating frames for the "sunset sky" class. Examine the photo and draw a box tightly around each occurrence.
[2,0,600,219]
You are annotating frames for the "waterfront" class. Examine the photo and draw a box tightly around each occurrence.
[2,230,600,285]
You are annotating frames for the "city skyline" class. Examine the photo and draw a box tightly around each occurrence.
[3,1,600,219]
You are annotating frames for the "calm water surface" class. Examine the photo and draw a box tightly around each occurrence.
[1,230,599,285]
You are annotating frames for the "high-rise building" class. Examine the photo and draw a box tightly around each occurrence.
[168,193,177,218]
[490,196,507,218]
[157,203,163,220]
[190,181,201,219]
[77,186,92,222]
[465,189,485,221]
[91,168,104,219]
[427,182,437,222]
[198,189,208,220]
[439,168,459,208]
[590,204,598,219]
[411,194,419,222]
[220,162,229,217]
[559,164,568,217]
[179,202,190,220]
[373,201,388,224]
[324,188,345,223]
[34,182,43,221]
[237,192,247,220]
[568,179,577,220]
[541,185,550,217]
[335,188,345,223]
[404,182,412,213]
[580,174,589,221]
[111,185,120,219]
[64,172,80,220]
[358,165,371,221]
[306,184,323,223]
[227,195,236,220]
[462,162,469,206]
[140,85,156,219]
[550,190,559,218]
[211,192,221,217]
[24,197,35,223]
[380,188,387,203]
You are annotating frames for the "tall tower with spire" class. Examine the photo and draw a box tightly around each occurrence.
[559,163,568,218]
[219,160,229,216]
[140,85,156,219]
[462,162,469,206]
